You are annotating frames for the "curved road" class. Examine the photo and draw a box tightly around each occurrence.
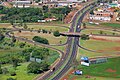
[5,1,98,80]
[38,1,98,80]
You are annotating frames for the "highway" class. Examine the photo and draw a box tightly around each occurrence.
[42,1,97,80]
[5,1,98,80]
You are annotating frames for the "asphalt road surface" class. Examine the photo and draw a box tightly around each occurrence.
[5,1,97,80]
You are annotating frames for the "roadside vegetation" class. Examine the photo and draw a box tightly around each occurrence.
[100,23,120,28]
[0,5,71,23]
[68,57,120,80]
[0,29,59,80]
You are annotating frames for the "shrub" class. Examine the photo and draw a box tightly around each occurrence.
[53,31,60,37]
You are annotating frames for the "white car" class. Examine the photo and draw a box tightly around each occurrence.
[95,23,99,25]
[89,22,93,24]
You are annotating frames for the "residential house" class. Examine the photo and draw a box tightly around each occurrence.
[89,8,113,21]
[45,17,57,22]
[12,0,33,8]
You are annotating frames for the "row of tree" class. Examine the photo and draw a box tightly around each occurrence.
[0,6,71,23]
[32,36,49,44]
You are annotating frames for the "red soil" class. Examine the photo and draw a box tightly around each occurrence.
[106,68,116,73]
[97,46,120,53]
[64,10,77,23]
[61,69,75,80]
[90,36,120,42]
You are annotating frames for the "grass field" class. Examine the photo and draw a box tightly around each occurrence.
[86,22,120,29]
[100,23,120,28]
[77,39,120,59]
[0,23,12,28]
[18,22,69,32]
[81,29,120,35]
[64,57,120,80]
[76,57,120,78]
[80,39,120,52]
[14,31,67,45]
[26,24,68,32]
[0,37,59,80]
[0,62,37,80]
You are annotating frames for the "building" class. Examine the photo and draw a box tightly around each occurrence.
[89,8,114,21]
[12,0,33,8]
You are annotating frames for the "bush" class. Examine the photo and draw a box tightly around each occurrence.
[7,77,16,80]
[0,65,2,74]
[0,33,5,41]
[10,72,16,76]
[32,36,49,44]
[81,34,89,40]
[27,62,49,74]
[53,31,60,37]
[27,62,41,74]
[19,43,26,48]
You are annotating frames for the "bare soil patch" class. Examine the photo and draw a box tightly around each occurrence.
[90,35,120,42]
[61,69,75,80]
[106,68,116,73]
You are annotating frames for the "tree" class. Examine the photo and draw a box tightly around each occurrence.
[109,0,112,3]
[23,23,28,29]
[99,30,103,34]
[53,31,60,37]
[42,5,48,13]
[40,62,49,71]
[11,36,16,43]
[42,29,47,33]
[10,72,16,76]
[81,34,89,40]
[7,77,16,80]
[90,10,94,15]
[83,23,86,28]
[27,62,41,74]
[27,62,49,74]
[112,33,115,35]
[2,68,8,74]
[18,30,21,33]
[11,56,19,68]
[32,48,49,60]
[0,64,2,74]
[19,43,26,48]
[0,33,5,41]
[32,36,49,44]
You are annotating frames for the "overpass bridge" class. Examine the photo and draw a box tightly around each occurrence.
[60,32,81,37]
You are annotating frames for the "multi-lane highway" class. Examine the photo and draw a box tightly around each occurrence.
[5,1,98,80]
[39,1,97,80]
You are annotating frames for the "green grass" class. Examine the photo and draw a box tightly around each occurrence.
[0,62,37,80]
[67,57,120,80]
[81,29,120,35]
[47,50,59,65]
[100,23,120,28]
[0,23,11,28]
[18,22,69,32]
[77,39,120,59]
[80,39,120,51]
[0,37,60,80]
[14,31,67,45]
[77,57,120,78]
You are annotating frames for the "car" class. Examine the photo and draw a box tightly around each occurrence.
[50,69,53,72]
[32,40,35,42]
[95,23,99,25]
[89,22,93,24]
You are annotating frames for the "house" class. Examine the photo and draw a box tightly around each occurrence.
[89,8,114,21]
[41,2,58,8]
[45,18,57,22]
[12,0,32,8]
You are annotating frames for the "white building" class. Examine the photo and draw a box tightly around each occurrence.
[12,0,32,8]
[89,10,113,21]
